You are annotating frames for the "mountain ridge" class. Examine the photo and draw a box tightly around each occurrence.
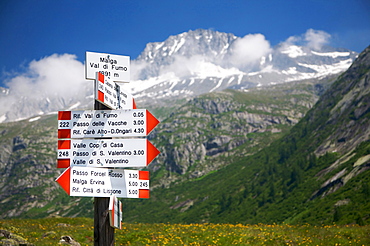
[131,29,357,103]
[0,29,357,123]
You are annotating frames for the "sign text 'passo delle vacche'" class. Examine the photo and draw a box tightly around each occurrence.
[57,109,159,138]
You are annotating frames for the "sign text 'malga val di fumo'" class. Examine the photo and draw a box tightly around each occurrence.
[86,51,130,82]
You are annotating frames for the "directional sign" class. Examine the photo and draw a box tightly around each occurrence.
[57,138,160,168]
[109,196,122,229]
[55,166,150,198]
[95,72,136,110]
[86,51,130,82]
[58,109,159,138]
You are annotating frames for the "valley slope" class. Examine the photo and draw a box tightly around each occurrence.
[0,74,335,219]
[122,45,370,225]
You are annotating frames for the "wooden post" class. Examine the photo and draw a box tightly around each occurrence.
[94,100,115,246]
[94,197,114,245]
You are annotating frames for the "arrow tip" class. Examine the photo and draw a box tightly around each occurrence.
[146,140,160,165]
[56,167,71,195]
[146,110,159,135]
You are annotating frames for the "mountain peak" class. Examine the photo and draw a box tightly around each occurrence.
[135,29,236,72]
[130,29,358,104]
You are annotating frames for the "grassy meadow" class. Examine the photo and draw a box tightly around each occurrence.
[1,217,370,245]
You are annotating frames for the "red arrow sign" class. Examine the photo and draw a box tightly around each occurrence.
[57,138,160,168]
[56,166,150,198]
[146,110,160,137]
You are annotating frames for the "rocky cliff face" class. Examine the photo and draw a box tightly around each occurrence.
[149,76,336,187]
[0,116,61,218]
[300,46,370,202]
[313,46,370,156]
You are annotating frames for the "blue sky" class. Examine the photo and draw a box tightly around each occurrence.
[0,0,369,88]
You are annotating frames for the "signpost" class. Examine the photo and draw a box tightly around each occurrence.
[56,51,159,245]
[95,72,135,110]
[58,109,159,138]
[86,51,130,82]
[56,166,150,198]
[57,138,160,168]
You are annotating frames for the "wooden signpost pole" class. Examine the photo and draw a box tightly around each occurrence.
[94,197,114,245]
[94,100,114,246]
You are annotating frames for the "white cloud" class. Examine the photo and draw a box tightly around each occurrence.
[281,29,331,51]
[304,29,331,50]
[0,54,89,118]
[161,54,243,79]
[5,54,86,96]
[226,33,272,69]
[160,55,212,78]
[130,59,150,80]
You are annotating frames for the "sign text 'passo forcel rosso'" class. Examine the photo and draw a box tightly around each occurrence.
[57,109,159,138]
[56,166,150,198]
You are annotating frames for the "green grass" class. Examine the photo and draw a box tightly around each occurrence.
[1,218,370,245]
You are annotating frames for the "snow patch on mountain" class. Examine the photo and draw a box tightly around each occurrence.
[0,114,6,123]
[311,50,351,58]
[298,58,354,77]
[29,116,41,122]
[280,45,307,58]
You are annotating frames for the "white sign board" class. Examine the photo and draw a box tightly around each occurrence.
[58,109,159,138]
[95,72,135,110]
[57,138,159,168]
[109,196,122,229]
[86,51,130,82]
[56,166,150,198]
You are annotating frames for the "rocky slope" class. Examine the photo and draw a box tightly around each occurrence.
[149,75,337,187]
[0,74,334,219]
[120,46,370,225]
